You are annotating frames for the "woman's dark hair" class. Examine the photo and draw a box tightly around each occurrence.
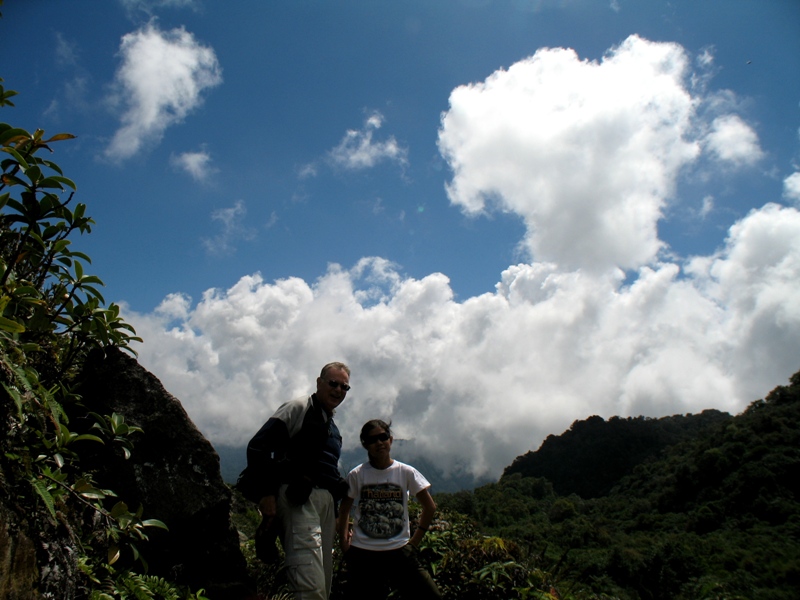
[360,419,392,447]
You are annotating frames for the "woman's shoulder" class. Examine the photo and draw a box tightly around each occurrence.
[389,460,424,476]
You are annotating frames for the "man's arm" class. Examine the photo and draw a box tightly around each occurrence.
[409,488,436,548]
[243,416,291,503]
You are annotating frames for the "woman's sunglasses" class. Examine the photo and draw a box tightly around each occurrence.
[363,432,390,445]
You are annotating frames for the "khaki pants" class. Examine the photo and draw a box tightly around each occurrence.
[277,485,336,600]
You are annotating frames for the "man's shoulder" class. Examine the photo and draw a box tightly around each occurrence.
[272,395,313,425]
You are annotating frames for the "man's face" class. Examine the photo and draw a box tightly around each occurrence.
[316,367,350,415]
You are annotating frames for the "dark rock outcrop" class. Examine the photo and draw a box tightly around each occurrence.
[74,347,253,599]
[0,497,42,600]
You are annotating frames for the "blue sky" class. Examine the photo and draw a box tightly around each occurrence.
[2,0,799,483]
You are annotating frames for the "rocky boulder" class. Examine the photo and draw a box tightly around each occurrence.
[74,347,254,599]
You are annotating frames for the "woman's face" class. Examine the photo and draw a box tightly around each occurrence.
[364,426,392,461]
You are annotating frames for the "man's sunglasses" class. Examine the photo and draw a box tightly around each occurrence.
[326,380,351,392]
[363,432,390,445]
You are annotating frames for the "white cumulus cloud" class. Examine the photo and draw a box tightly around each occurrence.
[783,172,800,205]
[705,114,764,166]
[328,111,409,170]
[126,202,800,481]
[438,35,700,272]
[171,148,216,182]
[123,36,799,484]
[105,23,221,161]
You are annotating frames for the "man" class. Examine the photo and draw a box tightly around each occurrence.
[241,362,351,600]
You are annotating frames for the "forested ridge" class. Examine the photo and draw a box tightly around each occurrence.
[433,370,800,599]
[503,409,732,498]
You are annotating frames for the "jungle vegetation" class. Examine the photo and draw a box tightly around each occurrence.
[431,371,800,599]
[0,71,207,598]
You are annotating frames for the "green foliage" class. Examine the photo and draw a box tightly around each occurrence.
[408,508,614,600]
[90,412,144,460]
[0,78,200,598]
[85,569,209,600]
[1,100,141,382]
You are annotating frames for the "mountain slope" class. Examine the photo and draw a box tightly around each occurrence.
[436,369,800,599]
[503,409,731,498]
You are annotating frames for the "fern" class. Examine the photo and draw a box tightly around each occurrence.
[29,476,57,519]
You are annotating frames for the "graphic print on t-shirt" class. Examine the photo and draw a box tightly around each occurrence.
[358,483,404,539]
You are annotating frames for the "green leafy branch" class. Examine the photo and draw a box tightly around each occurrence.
[1,107,142,385]
[0,78,177,597]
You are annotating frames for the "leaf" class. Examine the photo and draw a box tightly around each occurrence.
[78,275,104,285]
[40,159,65,175]
[1,145,30,169]
[1,173,26,187]
[71,433,105,444]
[81,285,106,303]
[52,239,71,254]
[110,501,130,518]
[72,478,107,500]
[40,175,77,190]
[108,545,121,565]
[13,285,40,296]
[36,177,65,190]
[78,487,107,500]
[0,315,25,333]
[141,519,169,531]
[0,127,29,146]
[30,477,57,519]
[43,133,77,143]
[24,164,42,183]
[2,382,24,418]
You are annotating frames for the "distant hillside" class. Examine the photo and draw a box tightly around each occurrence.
[502,409,731,498]
[435,369,800,599]
[215,443,247,484]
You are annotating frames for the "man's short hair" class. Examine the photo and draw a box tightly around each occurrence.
[320,362,350,378]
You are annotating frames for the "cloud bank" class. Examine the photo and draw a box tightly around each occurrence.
[125,36,799,482]
[105,23,221,161]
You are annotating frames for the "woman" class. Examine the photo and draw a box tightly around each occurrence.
[337,419,442,599]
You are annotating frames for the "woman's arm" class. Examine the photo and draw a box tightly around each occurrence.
[409,487,436,547]
[337,496,355,552]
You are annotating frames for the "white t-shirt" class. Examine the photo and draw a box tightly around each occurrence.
[346,460,430,551]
